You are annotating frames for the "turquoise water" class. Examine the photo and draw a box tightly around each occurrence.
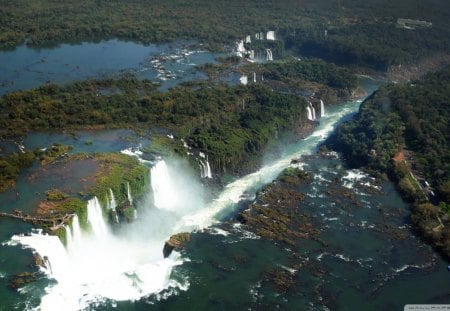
[0,41,447,309]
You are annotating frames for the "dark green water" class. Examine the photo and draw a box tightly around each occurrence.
[128,155,449,311]
[0,39,447,310]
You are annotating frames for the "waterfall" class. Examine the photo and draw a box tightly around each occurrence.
[109,189,119,223]
[266,30,276,41]
[320,100,325,117]
[306,106,313,120]
[253,72,256,83]
[71,215,82,244]
[245,35,252,43]
[151,160,181,211]
[240,75,248,85]
[9,90,373,310]
[308,102,316,120]
[205,156,212,179]
[87,197,109,238]
[65,225,72,248]
[199,158,212,179]
[266,49,273,61]
[235,40,246,57]
[249,50,255,60]
[127,182,133,206]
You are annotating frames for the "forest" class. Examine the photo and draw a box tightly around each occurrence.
[0,78,309,189]
[330,67,450,256]
[1,0,449,72]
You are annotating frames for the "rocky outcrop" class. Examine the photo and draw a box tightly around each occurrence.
[163,232,191,258]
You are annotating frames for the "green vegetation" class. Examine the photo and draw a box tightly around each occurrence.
[36,144,73,165]
[261,58,357,90]
[0,151,35,192]
[0,0,448,72]
[0,78,308,173]
[330,67,450,257]
[332,67,450,200]
[45,189,69,201]
[93,153,149,208]
[278,167,310,185]
[0,143,74,192]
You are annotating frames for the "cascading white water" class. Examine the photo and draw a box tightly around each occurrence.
[266,49,273,61]
[71,215,82,244]
[175,98,362,231]
[240,75,248,85]
[266,30,276,41]
[253,72,256,83]
[205,156,212,179]
[245,35,252,43]
[127,182,133,206]
[108,189,119,223]
[306,106,313,120]
[151,160,183,210]
[10,94,368,311]
[235,40,246,57]
[312,106,316,120]
[11,193,186,310]
[65,225,72,249]
[320,100,325,117]
[87,197,109,238]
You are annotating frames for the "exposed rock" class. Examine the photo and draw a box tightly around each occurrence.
[9,272,38,290]
[32,254,45,269]
[163,232,191,258]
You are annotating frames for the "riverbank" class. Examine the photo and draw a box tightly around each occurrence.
[329,67,450,259]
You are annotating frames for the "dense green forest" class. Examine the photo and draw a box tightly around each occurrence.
[1,0,449,71]
[330,67,450,256]
[261,58,357,90]
[0,78,307,174]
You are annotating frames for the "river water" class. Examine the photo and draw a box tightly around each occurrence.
[0,39,223,95]
[0,41,448,310]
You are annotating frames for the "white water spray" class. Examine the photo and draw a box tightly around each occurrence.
[320,100,325,117]
[266,49,273,61]
[10,93,369,311]
[127,182,133,206]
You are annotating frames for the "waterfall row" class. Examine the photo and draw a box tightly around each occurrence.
[65,196,111,249]
[306,100,325,121]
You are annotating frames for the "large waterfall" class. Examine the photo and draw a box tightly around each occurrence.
[321,100,325,117]
[12,192,186,311]
[10,97,364,310]
[151,160,181,210]
[175,98,362,230]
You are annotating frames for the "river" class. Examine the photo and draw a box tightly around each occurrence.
[0,41,448,310]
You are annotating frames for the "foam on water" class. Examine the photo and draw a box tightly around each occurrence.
[9,98,364,310]
[175,100,360,231]
[10,193,187,310]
